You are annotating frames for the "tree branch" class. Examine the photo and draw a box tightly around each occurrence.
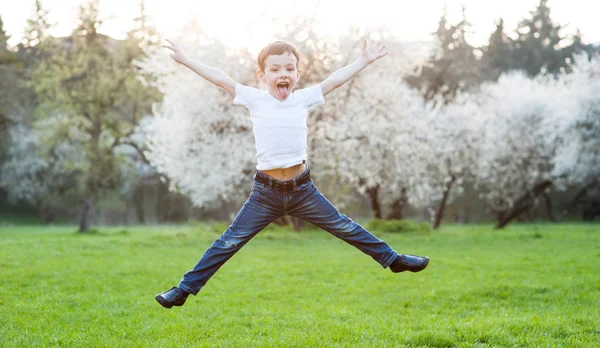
[120,140,151,165]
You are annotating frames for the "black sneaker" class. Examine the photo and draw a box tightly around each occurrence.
[389,254,430,273]
[155,287,189,309]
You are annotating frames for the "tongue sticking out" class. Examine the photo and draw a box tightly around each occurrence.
[278,85,289,99]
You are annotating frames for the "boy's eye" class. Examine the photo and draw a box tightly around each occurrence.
[287,68,294,71]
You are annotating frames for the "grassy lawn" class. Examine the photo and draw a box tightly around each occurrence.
[1,222,599,347]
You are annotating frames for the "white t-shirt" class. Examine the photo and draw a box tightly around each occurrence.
[233,83,324,170]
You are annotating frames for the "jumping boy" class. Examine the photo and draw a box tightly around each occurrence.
[155,38,429,309]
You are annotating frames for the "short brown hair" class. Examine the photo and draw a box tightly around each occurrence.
[257,41,300,72]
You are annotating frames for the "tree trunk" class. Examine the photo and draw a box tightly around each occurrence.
[291,216,304,231]
[366,185,382,219]
[495,180,552,229]
[78,192,97,232]
[80,111,101,233]
[273,216,288,226]
[133,185,145,224]
[542,191,556,222]
[156,179,169,223]
[433,175,456,229]
[386,187,407,220]
[272,216,304,231]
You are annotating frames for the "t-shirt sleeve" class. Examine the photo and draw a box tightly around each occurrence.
[299,84,325,107]
[232,83,262,108]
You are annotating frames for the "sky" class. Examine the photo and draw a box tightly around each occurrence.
[1,0,599,53]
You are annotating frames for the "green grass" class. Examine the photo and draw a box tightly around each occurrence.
[1,223,599,347]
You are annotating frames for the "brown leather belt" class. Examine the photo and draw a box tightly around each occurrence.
[254,169,311,192]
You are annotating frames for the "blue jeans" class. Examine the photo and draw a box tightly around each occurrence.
[178,166,399,295]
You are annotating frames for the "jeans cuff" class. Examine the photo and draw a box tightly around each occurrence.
[382,252,399,268]
[178,282,199,296]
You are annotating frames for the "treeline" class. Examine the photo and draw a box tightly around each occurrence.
[0,0,180,229]
[0,0,598,231]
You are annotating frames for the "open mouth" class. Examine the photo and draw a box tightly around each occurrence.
[277,82,290,99]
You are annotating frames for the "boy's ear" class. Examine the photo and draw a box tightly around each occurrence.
[256,69,264,82]
[296,69,301,78]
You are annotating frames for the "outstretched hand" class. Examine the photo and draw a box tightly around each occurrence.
[361,39,388,64]
[162,39,189,64]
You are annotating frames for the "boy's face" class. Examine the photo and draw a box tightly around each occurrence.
[257,52,300,101]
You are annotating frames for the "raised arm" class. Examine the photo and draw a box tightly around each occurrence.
[320,39,388,97]
[163,39,237,97]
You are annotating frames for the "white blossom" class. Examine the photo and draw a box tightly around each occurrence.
[138,30,256,207]
[465,54,600,212]
[0,117,84,206]
[312,39,435,211]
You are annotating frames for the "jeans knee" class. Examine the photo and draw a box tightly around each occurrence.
[222,240,236,249]
[216,235,239,249]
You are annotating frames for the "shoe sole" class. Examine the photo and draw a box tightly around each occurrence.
[395,257,430,273]
[411,257,429,272]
